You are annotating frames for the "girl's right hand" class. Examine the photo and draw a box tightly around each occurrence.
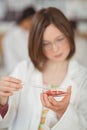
[0,76,22,105]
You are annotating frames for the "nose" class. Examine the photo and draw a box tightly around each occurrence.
[52,44,58,52]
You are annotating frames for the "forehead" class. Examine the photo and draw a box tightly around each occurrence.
[43,24,63,41]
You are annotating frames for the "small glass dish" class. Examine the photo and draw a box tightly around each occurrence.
[44,89,67,97]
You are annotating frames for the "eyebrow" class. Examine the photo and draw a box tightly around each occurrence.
[43,35,64,43]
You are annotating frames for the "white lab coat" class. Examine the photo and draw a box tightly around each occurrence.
[2,25,29,74]
[0,59,87,130]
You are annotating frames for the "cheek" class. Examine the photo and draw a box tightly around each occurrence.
[43,49,51,57]
[62,43,70,53]
[43,51,53,60]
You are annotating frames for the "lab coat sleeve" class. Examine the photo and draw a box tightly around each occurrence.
[43,77,87,130]
[44,104,83,130]
[0,93,20,128]
[0,61,27,128]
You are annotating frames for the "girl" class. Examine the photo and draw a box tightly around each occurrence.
[0,7,87,130]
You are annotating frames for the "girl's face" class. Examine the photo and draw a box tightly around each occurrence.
[42,24,71,62]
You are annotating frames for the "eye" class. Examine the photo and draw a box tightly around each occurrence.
[56,37,65,42]
[42,42,51,50]
[42,42,50,46]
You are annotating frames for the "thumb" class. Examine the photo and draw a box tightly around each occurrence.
[61,86,72,102]
[67,86,72,94]
[66,86,72,99]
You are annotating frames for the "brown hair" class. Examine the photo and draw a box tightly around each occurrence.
[29,7,75,71]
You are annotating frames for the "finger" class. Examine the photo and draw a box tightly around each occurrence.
[2,76,21,83]
[40,93,50,106]
[3,81,22,89]
[0,81,22,94]
[48,96,60,106]
[0,86,21,93]
[0,81,22,90]
[41,93,58,112]
[67,86,72,93]
[40,93,52,108]
[0,91,13,97]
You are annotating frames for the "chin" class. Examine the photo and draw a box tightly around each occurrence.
[51,56,67,62]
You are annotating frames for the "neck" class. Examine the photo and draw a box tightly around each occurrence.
[43,60,69,86]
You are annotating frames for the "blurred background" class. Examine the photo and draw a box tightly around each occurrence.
[0,0,87,77]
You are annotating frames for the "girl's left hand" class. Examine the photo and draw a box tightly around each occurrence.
[40,86,71,119]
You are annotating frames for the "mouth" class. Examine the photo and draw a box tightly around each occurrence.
[54,53,62,58]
